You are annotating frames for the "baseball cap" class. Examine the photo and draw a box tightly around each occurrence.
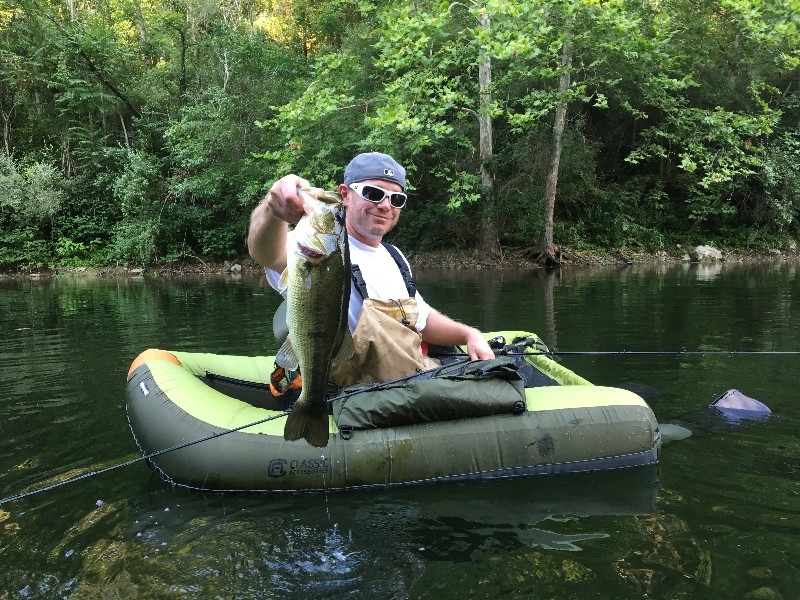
[343,152,406,190]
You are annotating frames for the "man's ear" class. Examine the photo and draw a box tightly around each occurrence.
[338,184,351,207]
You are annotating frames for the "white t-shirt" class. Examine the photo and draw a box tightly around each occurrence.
[265,234,432,333]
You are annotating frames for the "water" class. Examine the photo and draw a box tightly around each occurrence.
[1,261,798,599]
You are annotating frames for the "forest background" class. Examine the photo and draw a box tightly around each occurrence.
[1,0,799,271]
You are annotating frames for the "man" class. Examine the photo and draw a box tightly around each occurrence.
[248,152,494,385]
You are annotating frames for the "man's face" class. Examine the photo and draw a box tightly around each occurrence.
[339,179,403,247]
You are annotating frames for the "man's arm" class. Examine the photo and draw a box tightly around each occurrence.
[420,309,495,360]
[247,175,309,272]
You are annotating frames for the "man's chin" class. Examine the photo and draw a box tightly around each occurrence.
[368,217,393,231]
[368,227,387,237]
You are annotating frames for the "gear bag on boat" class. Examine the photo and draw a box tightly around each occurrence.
[331,357,527,432]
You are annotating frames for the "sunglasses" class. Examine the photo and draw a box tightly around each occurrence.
[349,183,407,209]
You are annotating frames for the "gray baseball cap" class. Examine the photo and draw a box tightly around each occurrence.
[343,152,406,190]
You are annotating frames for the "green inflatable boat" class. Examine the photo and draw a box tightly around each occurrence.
[125,332,661,492]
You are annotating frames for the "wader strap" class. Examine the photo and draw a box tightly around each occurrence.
[350,243,416,300]
[382,242,416,297]
[351,264,369,299]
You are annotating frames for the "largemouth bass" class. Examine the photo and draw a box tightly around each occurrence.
[276,186,354,447]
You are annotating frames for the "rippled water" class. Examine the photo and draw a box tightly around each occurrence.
[1,261,798,599]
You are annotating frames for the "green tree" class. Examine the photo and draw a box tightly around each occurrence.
[0,155,65,267]
[623,0,799,236]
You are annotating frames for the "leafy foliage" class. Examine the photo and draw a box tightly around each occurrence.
[0,155,64,267]
[1,0,800,270]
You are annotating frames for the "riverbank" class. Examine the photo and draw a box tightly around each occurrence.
[2,244,799,278]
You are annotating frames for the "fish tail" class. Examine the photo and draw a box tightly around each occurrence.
[284,400,330,448]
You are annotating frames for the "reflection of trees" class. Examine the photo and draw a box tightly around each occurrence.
[0,275,282,537]
[476,269,501,331]
[542,269,560,350]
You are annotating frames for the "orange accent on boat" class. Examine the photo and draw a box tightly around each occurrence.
[127,349,181,379]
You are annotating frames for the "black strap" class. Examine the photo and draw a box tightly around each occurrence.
[351,263,369,299]
[350,242,416,299]
[381,242,417,298]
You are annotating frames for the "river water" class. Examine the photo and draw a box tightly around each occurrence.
[1,261,798,599]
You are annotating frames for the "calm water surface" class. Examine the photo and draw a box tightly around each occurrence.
[1,261,798,599]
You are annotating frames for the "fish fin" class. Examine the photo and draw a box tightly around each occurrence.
[284,401,330,448]
[278,268,290,288]
[335,329,355,361]
[275,337,299,371]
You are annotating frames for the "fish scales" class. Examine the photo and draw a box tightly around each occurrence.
[277,187,354,447]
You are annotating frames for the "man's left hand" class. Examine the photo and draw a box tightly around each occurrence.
[465,328,495,361]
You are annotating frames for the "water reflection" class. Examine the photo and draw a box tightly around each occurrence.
[57,469,656,598]
[1,265,799,599]
[1,470,656,598]
[686,262,724,281]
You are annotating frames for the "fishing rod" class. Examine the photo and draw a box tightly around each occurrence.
[0,357,475,506]
[440,349,800,357]
[559,350,800,355]
[438,335,800,357]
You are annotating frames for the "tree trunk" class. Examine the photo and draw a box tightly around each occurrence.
[3,109,12,157]
[477,11,501,261]
[537,31,573,268]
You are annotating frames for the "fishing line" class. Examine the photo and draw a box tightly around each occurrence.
[10,342,789,505]
[0,410,290,506]
[0,358,476,506]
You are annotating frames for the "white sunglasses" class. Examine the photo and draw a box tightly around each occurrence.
[349,183,407,208]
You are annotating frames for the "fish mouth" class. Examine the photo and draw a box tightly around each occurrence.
[297,243,325,260]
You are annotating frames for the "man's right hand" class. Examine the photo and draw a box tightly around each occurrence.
[266,175,310,225]
[248,174,310,271]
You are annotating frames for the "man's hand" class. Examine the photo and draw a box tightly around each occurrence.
[248,174,311,271]
[266,175,310,225]
[465,328,495,361]
[421,310,495,361]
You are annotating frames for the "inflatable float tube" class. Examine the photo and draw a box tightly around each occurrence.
[126,331,661,492]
